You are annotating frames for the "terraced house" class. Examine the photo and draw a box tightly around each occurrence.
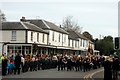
[0,17,95,56]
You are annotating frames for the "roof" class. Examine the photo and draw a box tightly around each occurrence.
[67,30,79,40]
[1,22,48,34]
[67,29,89,40]
[26,19,69,34]
[74,31,88,40]
[2,22,26,30]
[23,22,48,33]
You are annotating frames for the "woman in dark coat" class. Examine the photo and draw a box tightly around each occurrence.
[103,57,112,80]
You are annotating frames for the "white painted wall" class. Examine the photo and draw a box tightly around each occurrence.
[68,38,89,51]
[48,30,68,47]
[2,30,26,43]
[27,31,48,45]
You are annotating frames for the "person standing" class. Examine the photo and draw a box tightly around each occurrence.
[112,57,120,80]
[14,52,21,75]
[103,56,113,80]
[2,55,8,76]
[21,55,25,72]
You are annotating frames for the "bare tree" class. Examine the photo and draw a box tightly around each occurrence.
[0,10,6,22]
[62,16,82,33]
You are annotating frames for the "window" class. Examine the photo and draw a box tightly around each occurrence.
[68,39,70,46]
[31,32,33,41]
[83,40,85,47]
[42,34,45,43]
[75,41,77,47]
[59,34,60,42]
[64,35,66,43]
[12,31,16,41]
[52,32,54,41]
[81,39,82,46]
[78,41,79,48]
[37,33,39,42]
[72,40,74,47]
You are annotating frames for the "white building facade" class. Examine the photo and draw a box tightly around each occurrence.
[0,18,95,56]
[1,22,48,56]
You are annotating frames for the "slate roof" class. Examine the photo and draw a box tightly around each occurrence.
[74,31,88,40]
[1,22,48,34]
[2,22,26,30]
[23,22,48,33]
[26,19,69,34]
[67,29,88,40]
[67,30,79,40]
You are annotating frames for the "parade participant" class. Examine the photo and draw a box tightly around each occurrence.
[83,56,88,72]
[79,57,83,71]
[41,57,46,70]
[103,56,113,80]
[38,56,42,70]
[75,57,79,72]
[62,56,67,70]
[52,54,58,68]
[67,56,72,71]
[14,52,21,75]
[33,56,38,71]
[21,55,25,72]
[24,55,30,72]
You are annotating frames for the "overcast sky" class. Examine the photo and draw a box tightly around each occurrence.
[1,0,119,39]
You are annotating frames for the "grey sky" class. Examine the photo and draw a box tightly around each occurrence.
[1,0,119,39]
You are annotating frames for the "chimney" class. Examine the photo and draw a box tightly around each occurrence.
[60,25,61,28]
[20,16,26,22]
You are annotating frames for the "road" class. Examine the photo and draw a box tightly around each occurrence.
[2,67,104,79]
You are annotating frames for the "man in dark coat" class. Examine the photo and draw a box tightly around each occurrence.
[112,57,120,80]
[103,57,112,80]
[14,53,21,74]
[2,56,8,76]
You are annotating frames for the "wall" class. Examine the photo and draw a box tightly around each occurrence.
[27,31,48,45]
[2,30,26,43]
[48,30,68,47]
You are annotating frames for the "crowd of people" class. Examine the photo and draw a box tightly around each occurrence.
[1,52,120,80]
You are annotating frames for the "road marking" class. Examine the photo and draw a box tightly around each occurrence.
[83,69,104,80]
[89,69,104,79]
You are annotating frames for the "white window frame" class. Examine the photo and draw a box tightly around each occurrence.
[42,34,45,43]
[31,32,33,42]
[37,33,39,42]
[11,31,16,41]
[59,34,60,42]
[64,35,66,43]
[52,32,54,41]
